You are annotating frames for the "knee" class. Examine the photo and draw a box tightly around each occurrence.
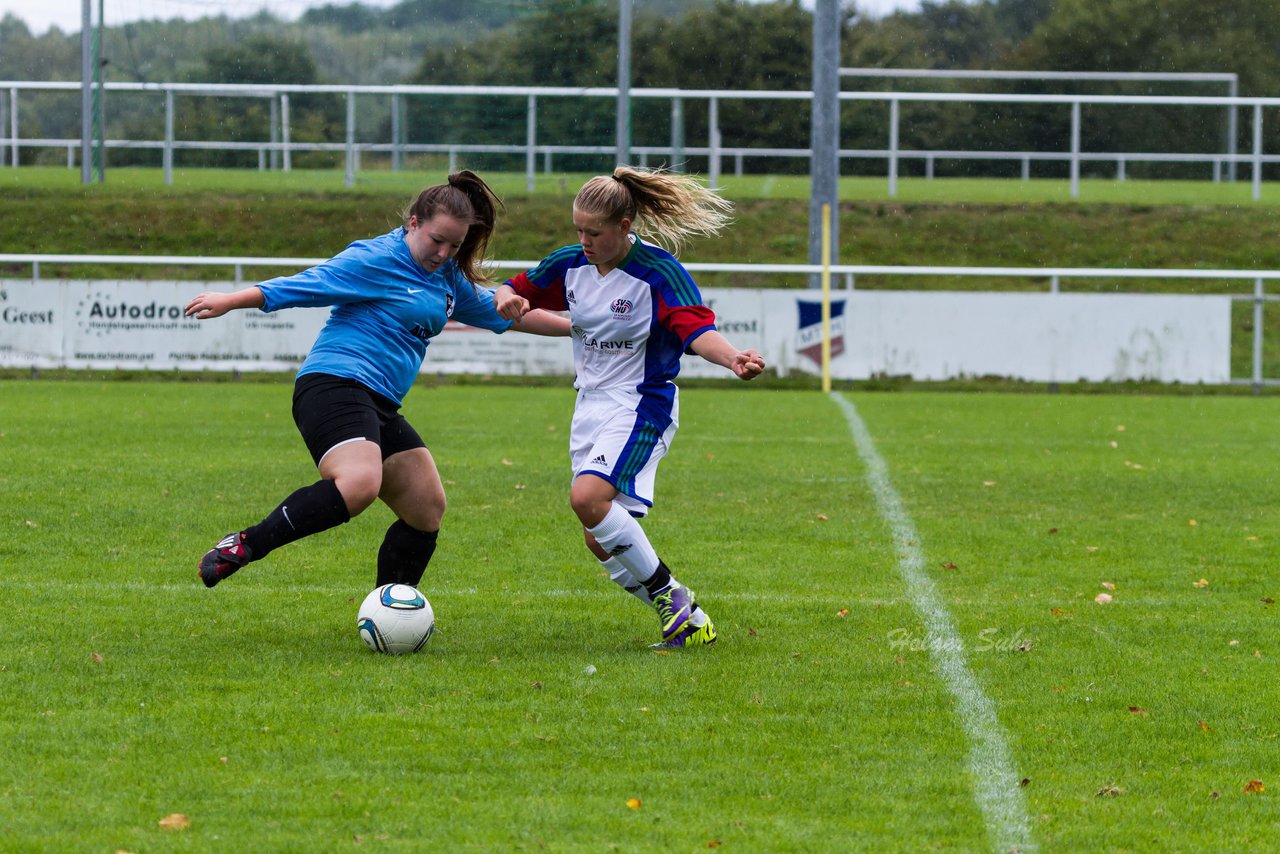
[412,494,446,532]
[336,470,382,516]
[569,483,609,527]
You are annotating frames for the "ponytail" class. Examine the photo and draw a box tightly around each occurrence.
[573,166,733,256]
[402,170,504,285]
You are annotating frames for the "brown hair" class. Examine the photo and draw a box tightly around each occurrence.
[573,165,733,256]
[402,170,503,284]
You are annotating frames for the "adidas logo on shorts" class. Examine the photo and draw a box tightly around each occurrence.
[591,454,608,466]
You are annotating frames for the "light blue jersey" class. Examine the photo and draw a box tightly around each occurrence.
[259,227,510,405]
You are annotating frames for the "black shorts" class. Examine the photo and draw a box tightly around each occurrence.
[292,373,426,466]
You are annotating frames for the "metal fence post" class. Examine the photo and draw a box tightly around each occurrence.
[526,93,537,192]
[391,93,401,172]
[269,95,279,171]
[344,91,356,188]
[1253,277,1264,394]
[163,89,174,185]
[888,97,899,197]
[1227,76,1239,182]
[1252,103,1263,201]
[670,97,684,171]
[9,87,18,168]
[708,96,720,186]
[281,94,291,172]
[1070,100,1081,198]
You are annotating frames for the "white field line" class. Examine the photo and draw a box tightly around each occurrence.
[831,392,1036,853]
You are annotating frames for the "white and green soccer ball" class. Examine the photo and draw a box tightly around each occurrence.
[357,583,435,654]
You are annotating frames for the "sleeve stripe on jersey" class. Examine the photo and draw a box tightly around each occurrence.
[631,243,700,306]
[529,244,581,280]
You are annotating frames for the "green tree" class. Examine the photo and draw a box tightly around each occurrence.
[1005,0,1280,178]
[175,34,341,168]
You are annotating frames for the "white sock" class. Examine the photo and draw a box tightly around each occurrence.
[587,502,660,583]
[602,556,651,605]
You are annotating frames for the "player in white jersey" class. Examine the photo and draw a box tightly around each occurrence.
[496,166,766,649]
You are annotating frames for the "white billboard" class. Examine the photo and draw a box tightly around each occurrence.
[0,280,1232,384]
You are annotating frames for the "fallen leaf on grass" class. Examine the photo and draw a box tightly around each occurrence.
[1050,608,1065,616]
[706,842,723,849]
[1128,706,1149,717]
[1086,546,1100,552]
[836,608,849,618]
[1188,519,1198,527]
[942,562,958,571]
[500,457,513,466]
[1198,720,1211,732]
[626,798,642,810]
[1020,778,1031,787]
[1244,780,1265,794]
[1193,578,1209,588]
[1097,785,1123,797]
[91,652,104,664]
[158,814,190,831]
[1094,593,1113,605]
[1209,791,1221,800]
[815,514,829,522]
[1101,581,1116,590]
[1048,527,1059,534]
[1262,598,1275,605]
[982,480,996,487]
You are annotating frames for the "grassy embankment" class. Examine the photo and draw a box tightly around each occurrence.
[2,167,1278,383]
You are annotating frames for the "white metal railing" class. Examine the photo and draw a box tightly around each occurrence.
[2,253,1275,388]
[1,81,1277,197]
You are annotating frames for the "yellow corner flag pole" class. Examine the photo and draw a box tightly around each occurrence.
[821,202,832,393]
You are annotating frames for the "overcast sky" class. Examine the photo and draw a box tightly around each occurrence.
[2,0,924,36]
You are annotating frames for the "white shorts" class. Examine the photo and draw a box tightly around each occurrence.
[570,390,678,517]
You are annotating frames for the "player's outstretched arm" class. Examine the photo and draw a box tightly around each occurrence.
[185,286,265,320]
[510,309,572,337]
[494,284,530,322]
[690,330,766,380]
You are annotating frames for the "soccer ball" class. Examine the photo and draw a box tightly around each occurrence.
[356,584,435,654]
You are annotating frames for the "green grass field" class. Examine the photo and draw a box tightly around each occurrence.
[1,380,1274,851]
[3,165,1277,207]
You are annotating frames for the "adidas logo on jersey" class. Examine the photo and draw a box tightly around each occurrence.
[566,288,577,304]
[591,454,608,466]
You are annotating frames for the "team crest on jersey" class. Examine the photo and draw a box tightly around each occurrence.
[610,298,634,315]
[445,292,455,317]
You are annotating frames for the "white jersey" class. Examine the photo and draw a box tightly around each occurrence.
[507,237,716,431]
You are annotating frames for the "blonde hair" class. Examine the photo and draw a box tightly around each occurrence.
[573,166,733,256]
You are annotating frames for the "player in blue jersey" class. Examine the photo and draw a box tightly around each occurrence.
[184,171,569,591]
[495,166,766,649]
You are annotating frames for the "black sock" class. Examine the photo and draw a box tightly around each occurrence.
[376,519,439,588]
[640,559,673,596]
[241,479,350,560]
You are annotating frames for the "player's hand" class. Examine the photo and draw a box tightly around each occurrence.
[495,289,530,322]
[185,292,233,320]
[732,349,766,380]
